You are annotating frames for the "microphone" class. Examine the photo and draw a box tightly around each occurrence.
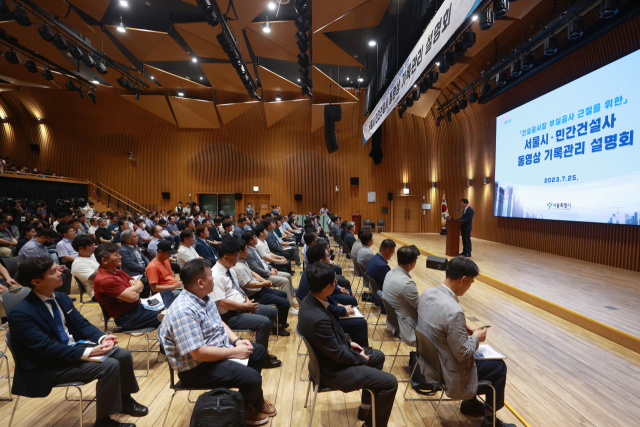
[455,207,461,212]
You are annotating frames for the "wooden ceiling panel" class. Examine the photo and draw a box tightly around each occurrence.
[312,0,369,33]
[318,0,390,33]
[244,28,298,62]
[217,101,260,124]
[466,19,514,58]
[311,33,364,67]
[145,64,207,89]
[106,26,167,62]
[258,66,300,92]
[246,21,299,57]
[176,28,229,60]
[200,63,248,94]
[405,90,440,118]
[88,26,133,68]
[69,0,112,22]
[508,0,545,20]
[121,95,176,125]
[169,97,220,128]
[264,99,306,127]
[312,66,359,101]
[174,21,245,51]
[181,0,270,28]
[144,35,191,62]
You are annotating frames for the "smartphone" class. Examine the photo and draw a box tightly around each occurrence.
[478,325,491,329]
[74,341,96,348]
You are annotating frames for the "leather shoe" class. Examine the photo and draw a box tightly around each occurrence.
[269,354,278,361]
[94,417,136,427]
[464,253,472,257]
[460,397,485,418]
[459,252,466,256]
[69,296,77,302]
[121,398,149,417]
[357,405,370,421]
[262,357,282,369]
[481,417,515,427]
[281,322,290,328]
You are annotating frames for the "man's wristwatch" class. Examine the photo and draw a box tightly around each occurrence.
[233,337,241,346]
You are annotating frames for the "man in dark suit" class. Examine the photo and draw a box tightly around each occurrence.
[459,198,475,257]
[195,224,219,265]
[9,257,147,427]
[298,262,398,427]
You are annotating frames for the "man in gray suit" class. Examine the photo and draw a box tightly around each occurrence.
[417,257,511,427]
[382,245,420,346]
[357,229,374,271]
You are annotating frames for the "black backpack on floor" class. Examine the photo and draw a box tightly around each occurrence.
[190,388,246,427]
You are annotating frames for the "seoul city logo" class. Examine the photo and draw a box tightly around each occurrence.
[547,202,552,209]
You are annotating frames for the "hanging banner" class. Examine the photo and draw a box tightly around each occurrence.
[362,0,481,144]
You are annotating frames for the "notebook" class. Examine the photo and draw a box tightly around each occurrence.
[74,340,119,363]
[340,307,365,319]
[474,345,507,360]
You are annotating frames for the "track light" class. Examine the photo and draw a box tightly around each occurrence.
[511,58,522,76]
[479,9,494,30]
[275,94,282,101]
[177,90,184,97]
[294,16,308,32]
[428,70,439,84]
[405,97,413,107]
[4,49,18,64]
[439,60,449,73]
[124,80,135,91]
[263,21,271,33]
[302,84,313,97]
[77,88,86,99]
[412,89,420,101]
[419,80,429,93]
[493,0,509,18]
[446,110,452,122]
[205,10,219,26]
[459,98,468,110]
[117,16,126,33]
[297,52,309,68]
[455,42,467,57]
[496,71,508,87]
[480,82,491,96]
[451,104,460,115]
[196,0,213,13]
[116,76,127,88]
[88,91,97,104]
[70,44,83,60]
[54,33,67,50]
[24,59,37,74]
[268,1,276,10]
[296,39,308,53]
[544,35,558,55]
[12,7,31,27]
[38,24,55,42]
[120,0,128,6]
[295,31,308,44]
[82,52,95,68]
[462,30,476,48]
[445,51,457,66]
[65,80,78,91]
[600,0,619,19]
[96,61,108,75]
[436,115,443,126]
[521,52,534,70]
[368,40,376,46]
[567,17,585,39]
[41,68,53,80]
[468,92,478,103]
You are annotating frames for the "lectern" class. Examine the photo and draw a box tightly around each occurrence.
[445,218,461,257]
[352,213,362,235]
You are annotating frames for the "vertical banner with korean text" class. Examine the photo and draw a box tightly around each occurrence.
[362,0,481,144]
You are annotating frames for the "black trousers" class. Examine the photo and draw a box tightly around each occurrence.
[461,229,472,255]
[339,318,369,347]
[221,305,277,349]
[331,348,398,427]
[331,293,358,307]
[336,273,350,290]
[250,287,290,327]
[54,348,139,419]
[115,289,176,330]
[178,343,268,409]
[54,269,72,295]
[475,359,507,415]
[272,260,293,274]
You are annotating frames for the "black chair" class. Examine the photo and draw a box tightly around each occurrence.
[375,220,385,233]
[297,326,377,427]
[403,325,496,427]
[0,256,19,279]
[363,272,383,327]
[71,275,99,314]
[362,219,372,230]
[5,331,92,427]
[379,296,410,379]
[100,306,157,378]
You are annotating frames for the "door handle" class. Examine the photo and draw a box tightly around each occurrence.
[405,209,407,220]
[408,209,410,220]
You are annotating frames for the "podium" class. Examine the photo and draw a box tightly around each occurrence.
[352,214,362,235]
[445,218,461,257]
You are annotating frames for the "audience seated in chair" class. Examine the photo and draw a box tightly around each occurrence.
[112,219,130,245]
[298,262,398,427]
[263,218,301,267]
[382,245,420,347]
[119,230,150,278]
[71,234,100,300]
[211,237,282,369]
[18,228,73,295]
[9,256,148,427]
[0,261,20,327]
[134,219,152,246]
[366,239,396,314]
[0,214,18,256]
[194,224,219,265]
[344,222,357,250]
[158,258,276,426]
[176,229,200,268]
[56,224,78,267]
[94,243,174,331]
[254,224,292,274]
[417,257,513,427]
[95,218,113,244]
[146,240,184,297]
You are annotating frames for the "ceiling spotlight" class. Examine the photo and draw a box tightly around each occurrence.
[12,6,31,27]
[54,33,68,50]
[24,59,38,74]
[468,92,478,103]
[177,90,184,97]
[445,51,457,66]
[199,76,203,80]
[493,0,509,18]
[294,15,308,32]
[544,35,558,55]
[436,115,443,126]
[263,21,271,33]
[150,76,154,79]
[275,94,282,101]
[37,117,43,123]
[511,58,522,76]
[124,80,135,91]
[347,77,350,81]
[480,82,491,96]
[268,1,276,10]
[439,60,449,73]
[419,79,429,93]
[192,56,198,62]
[406,97,414,107]
[77,88,86,99]
[70,44,83,60]
[479,9,494,30]
[82,52,95,68]
[205,10,219,27]
[472,15,478,21]
[65,79,78,92]
[600,0,619,19]
[455,41,467,57]
[358,76,364,82]
[41,68,53,80]
[459,98,468,109]
[4,49,19,65]
[446,110,452,122]
[38,24,55,42]
[96,61,108,75]
[88,91,97,104]
[297,78,301,82]
[428,70,439,83]
[462,29,476,48]
[117,16,126,33]
[413,89,420,101]
[120,0,128,6]
[567,16,585,39]
[435,62,440,66]
[451,104,460,115]
[521,52,534,70]
[368,40,376,46]
[496,70,508,87]
[116,76,127,88]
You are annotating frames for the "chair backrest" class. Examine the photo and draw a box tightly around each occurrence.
[352,260,362,277]
[100,305,112,333]
[380,295,400,333]
[0,256,19,278]
[0,286,31,315]
[377,220,385,226]
[293,289,303,306]
[364,272,380,296]
[411,324,444,386]
[296,325,322,385]
[159,342,176,388]
[4,330,15,358]
[363,220,371,226]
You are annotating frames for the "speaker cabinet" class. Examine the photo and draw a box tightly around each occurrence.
[426,255,449,271]
[29,144,40,153]
[350,177,359,185]
[388,192,393,201]
[324,105,342,153]
[294,193,302,201]
[234,193,243,200]
[161,192,170,199]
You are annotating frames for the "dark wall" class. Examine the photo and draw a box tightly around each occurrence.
[0,176,88,210]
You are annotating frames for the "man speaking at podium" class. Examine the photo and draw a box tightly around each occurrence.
[459,199,474,257]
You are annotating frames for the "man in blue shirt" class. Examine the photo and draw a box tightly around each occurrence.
[366,239,397,315]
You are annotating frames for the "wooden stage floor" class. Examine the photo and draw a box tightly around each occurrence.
[2,237,640,426]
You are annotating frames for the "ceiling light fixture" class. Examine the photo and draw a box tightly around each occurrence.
[38,24,55,42]
[178,90,184,97]
[24,59,37,74]
[117,16,126,33]
[192,56,198,63]
[41,68,53,80]
[92,79,99,84]
[120,0,128,7]
[275,94,282,101]
[268,2,276,10]
[472,15,478,21]
[4,49,19,64]
[369,40,376,46]
[54,33,67,50]
[263,21,271,33]
[96,61,108,75]
[150,76,154,79]
[88,91,97,104]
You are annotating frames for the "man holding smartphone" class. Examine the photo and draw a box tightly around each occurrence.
[9,257,147,427]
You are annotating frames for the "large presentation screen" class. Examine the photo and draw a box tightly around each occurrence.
[494,49,640,225]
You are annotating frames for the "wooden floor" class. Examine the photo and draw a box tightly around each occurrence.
[1,237,640,426]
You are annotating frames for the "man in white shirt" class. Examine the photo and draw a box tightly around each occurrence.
[211,238,281,368]
[254,224,292,274]
[319,205,329,215]
[71,234,100,299]
[176,230,200,268]
[56,225,78,265]
[148,225,163,258]
[80,202,95,225]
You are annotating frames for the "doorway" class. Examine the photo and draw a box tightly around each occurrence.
[392,195,422,233]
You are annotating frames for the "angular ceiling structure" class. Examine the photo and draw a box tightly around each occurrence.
[122,95,176,125]
[264,99,307,127]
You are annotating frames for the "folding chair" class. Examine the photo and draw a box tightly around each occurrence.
[72,276,100,314]
[379,296,410,380]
